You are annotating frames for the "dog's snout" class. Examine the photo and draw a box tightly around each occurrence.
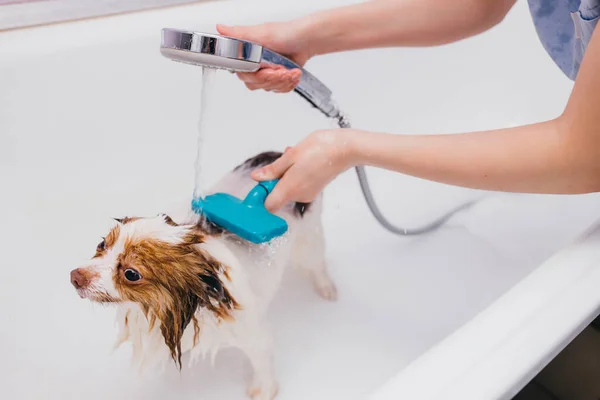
[70,268,90,289]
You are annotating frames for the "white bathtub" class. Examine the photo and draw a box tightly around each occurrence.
[2,1,600,399]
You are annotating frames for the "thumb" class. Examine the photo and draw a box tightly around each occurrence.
[216,24,258,42]
[251,151,294,181]
[264,177,293,213]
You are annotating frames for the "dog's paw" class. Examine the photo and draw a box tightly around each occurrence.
[247,380,279,400]
[312,271,338,301]
[315,280,338,301]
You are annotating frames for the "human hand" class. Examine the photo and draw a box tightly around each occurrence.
[251,129,360,212]
[216,22,313,93]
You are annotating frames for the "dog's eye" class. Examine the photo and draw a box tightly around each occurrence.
[124,269,142,282]
[97,239,106,252]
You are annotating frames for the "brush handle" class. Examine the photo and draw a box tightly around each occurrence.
[258,179,278,193]
[243,179,279,208]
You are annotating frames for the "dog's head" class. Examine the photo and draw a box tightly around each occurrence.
[70,214,238,366]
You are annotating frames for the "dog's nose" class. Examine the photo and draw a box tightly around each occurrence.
[70,268,90,289]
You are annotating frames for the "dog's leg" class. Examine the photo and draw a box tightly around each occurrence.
[293,217,338,301]
[113,307,131,351]
[238,323,279,400]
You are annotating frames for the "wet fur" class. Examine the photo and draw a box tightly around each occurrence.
[114,228,238,367]
[71,151,337,400]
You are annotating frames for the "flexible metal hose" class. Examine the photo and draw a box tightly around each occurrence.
[337,115,475,235]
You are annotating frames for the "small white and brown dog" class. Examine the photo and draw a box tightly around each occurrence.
[70,151,337,400]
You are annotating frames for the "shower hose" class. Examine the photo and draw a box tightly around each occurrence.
[336,115,475,235]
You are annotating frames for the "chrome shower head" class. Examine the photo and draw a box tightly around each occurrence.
[160,28,262,72]
[160,28,341,118]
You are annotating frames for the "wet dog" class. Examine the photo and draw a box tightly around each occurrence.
[70,151,337,400]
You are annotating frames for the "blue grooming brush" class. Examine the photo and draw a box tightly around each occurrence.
[191,179,288,244]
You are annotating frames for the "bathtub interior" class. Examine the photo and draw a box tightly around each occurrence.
[2,1,600,399]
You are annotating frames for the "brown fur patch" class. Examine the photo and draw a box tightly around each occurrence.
[93,225,120,258]
[112,230,239,368]
[192,315,201,347]
[114,217,140,225]
[161,214,178,227]
[105,226,120,248]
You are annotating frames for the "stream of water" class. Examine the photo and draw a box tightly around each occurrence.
[193,67,217,200]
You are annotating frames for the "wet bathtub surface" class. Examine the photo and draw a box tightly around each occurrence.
[2,0,600,399]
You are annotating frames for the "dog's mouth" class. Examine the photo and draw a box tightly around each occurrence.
[76,287,119,303]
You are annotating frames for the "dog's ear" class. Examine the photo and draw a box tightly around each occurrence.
[199,273,227,303]
[157,291,201,369]
[114,217,139,224]
[157,273,232,369]
[159,213,178,226]
[136,244,237,370]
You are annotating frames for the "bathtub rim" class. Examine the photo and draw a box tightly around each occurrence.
[368,218,600,400]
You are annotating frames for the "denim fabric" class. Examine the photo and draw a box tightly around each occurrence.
[528,0,600,80]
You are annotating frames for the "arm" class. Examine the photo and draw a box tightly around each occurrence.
[217,0,516,92]
[299,0,517,54]
[351,121,583,194]
[254,22,600,211]
[350,24,600,195]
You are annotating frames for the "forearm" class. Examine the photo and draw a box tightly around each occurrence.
[342,20,600,196]
[295,0,516,56]
[348,119,600,194]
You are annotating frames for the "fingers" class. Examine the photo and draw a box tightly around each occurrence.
[264,179,293,212]
[263,166,309,213]
[251,150,299,213]
[216,24,252,40]
[237,68,301,92]
[217,23,304,93]
[244,80,297,93]
[272,78,299,93]
[252,150,294,181]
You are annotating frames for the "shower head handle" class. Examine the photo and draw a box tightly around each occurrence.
[160,28,340,118]
[260,48,338,118]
